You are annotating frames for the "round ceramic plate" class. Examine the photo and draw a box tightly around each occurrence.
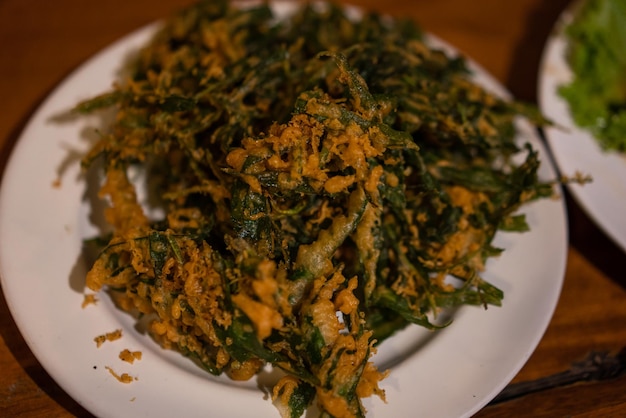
[0,3,567,417]
[538,2,626,253]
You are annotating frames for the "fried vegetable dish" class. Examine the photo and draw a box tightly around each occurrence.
[77,1,553,416]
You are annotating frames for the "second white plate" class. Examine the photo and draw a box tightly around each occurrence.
[539,3,626,253]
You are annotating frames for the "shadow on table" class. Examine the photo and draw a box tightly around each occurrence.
[505,0,572,103]
[565,192,625,288]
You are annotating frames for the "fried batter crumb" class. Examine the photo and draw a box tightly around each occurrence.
[82,293,98,308]
[105,366,137,383]
[94,329,122,348]
[119,349,142,364]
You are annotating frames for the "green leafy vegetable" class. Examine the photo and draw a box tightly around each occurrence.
[559,0,626,151]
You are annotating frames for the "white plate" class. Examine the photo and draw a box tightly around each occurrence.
[0,4,567,418]
[538,2,626,253]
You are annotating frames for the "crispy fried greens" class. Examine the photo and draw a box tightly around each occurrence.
[78,1,553,417]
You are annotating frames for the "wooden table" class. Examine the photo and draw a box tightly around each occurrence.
[1,0,625,416]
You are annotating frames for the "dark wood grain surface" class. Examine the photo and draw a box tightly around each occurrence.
[1,1,625,416]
